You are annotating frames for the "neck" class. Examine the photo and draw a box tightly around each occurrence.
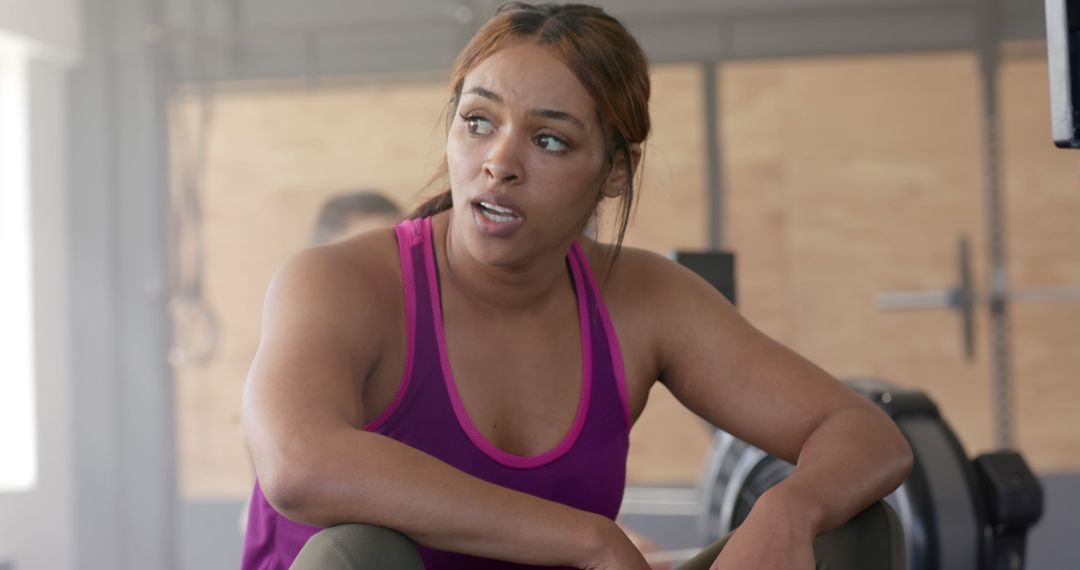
[434,211,574,317]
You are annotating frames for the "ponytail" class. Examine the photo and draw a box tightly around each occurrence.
[407,190,453,220]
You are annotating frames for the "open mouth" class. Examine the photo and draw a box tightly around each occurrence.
[475,200,520,223]
[470,198,524,237]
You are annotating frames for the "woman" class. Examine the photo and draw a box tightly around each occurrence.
[241,3,913,569]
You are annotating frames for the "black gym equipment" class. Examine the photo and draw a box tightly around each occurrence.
[672,251,737,306]
[699,379,1044,570]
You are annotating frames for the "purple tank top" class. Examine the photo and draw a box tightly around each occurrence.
[242,216,632,569]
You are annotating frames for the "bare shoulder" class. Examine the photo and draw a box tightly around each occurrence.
[578,240,713,313]
[263,227,402,344]
[579,239,745,366]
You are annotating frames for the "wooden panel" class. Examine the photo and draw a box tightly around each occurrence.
[172,79,450,498]
[724,52,1080,470]
[1001,58,1080,472]
[724,53,997,461]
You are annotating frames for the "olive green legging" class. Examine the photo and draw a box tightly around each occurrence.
[291,501,905,570]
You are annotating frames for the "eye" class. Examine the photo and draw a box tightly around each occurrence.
[461,113,495,135]
[535,133,569,154]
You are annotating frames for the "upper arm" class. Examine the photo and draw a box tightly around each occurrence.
[632,253,875,465]
[242,245,390,502]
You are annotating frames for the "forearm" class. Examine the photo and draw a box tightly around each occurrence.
[754,407,913,536]
[258,427,609,567]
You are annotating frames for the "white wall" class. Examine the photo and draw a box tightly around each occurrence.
[67,0,177,566]
[0,0,79,61]
[0,59,74,570]
[0,2,80,569]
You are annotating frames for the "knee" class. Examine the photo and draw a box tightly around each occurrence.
[813,501,906,570]
[292,524,424,570]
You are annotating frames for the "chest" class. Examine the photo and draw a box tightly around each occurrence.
[441,295,585,456]
[361,248,660,442]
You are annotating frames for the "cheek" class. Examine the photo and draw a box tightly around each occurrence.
[446,134,468,182]
[446,132,490,186]
[548,158,606,205]
[558,147,606,191]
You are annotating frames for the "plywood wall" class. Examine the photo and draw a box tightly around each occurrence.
[174,55,1080,500]
[722,52,1080,474]
[171,78,450,498]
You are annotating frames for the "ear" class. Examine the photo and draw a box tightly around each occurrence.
[601,143,642,198]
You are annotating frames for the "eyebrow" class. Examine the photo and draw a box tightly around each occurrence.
[464,86,588,132]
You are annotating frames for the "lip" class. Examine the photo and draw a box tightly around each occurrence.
[470,193,525,237]
[470,193,523,217]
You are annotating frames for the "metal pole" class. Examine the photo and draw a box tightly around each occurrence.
[147,0,180,565]
[703,61,725,249]
[976,0,1015,449]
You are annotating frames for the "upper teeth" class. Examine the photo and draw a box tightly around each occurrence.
[481,201,515,215]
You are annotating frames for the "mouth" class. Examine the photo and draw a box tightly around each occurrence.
[470,197,524,237]
[476,200,520,222]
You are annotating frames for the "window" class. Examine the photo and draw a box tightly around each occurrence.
[0,33,37,492]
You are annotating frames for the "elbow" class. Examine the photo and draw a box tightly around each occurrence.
[243,410,340,524]
[884,421,915,492]
[258,456,326,524]
[248,424,341,526]
[849,405,914,494]
[252,430,377,527]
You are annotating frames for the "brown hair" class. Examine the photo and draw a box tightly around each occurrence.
[409,2,651,256]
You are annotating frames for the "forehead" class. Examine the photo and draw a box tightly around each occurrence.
[461,42,595,122]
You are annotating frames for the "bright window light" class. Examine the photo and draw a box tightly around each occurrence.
[0,32,37,493]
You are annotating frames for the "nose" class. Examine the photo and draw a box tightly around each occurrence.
[483,133,523,185]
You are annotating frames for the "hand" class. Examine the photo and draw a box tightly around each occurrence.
[580,516,652,570]
[708,500,816,570]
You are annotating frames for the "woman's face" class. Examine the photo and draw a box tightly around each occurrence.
[446,41,615,267]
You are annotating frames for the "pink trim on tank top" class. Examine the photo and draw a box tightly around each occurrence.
[423,217,592,469]
[363,223,419,431]
[571,242,632,431]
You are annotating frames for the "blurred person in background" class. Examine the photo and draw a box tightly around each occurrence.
[310,190,403,245]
